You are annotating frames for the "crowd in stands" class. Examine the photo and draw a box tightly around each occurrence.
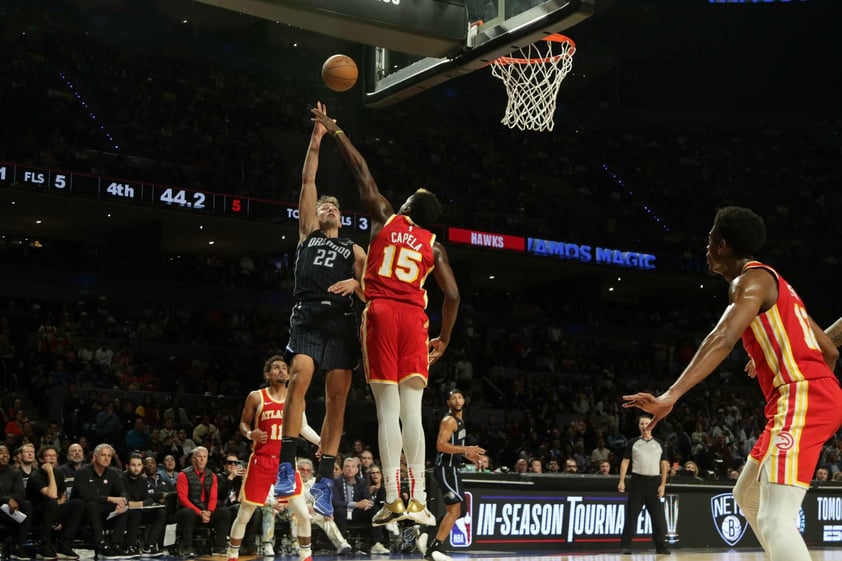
[2,2,840,278]
[2,235,840,488]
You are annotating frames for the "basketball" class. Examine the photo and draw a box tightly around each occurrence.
[321,54,358,92]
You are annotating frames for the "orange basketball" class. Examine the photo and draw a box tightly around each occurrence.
[321,54,358,92]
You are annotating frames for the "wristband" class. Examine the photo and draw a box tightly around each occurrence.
[332,129,345,138]
[246,430,253,440]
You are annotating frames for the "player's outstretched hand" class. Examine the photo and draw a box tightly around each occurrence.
[428,337,448,365]
[311,101,330,138]
[621,392,674,431]
[310,102,341,137]
[744,359,757,378]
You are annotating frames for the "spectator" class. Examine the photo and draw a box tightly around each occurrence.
[358,449,375,486]
[814,466,830,483]
[26,445,83,560]
[0,443,34,561]
[5,410,25,438]
[58,442,86,484]
[178,429,197,458]
[192,415,219,447]
[680,461,704,482]
[158,454,179,486]
[162,398,191,429]
[15,443,37,489]
[332,457,388,554]
[159,417,178,443]
[95,403,121,444]
[122,453,165,557]
[125,418,151,453]
[94,341,114,368]
[172,447,232,557]
[71,443,131,559]
[143,455,175,520]
[299,458,352,555]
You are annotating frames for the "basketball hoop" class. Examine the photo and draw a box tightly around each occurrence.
[490,34,576,132]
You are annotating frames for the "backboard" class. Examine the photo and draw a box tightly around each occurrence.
[195,0,597,108]
[364,0,596,108]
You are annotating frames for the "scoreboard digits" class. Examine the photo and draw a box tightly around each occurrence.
[0,161,369,231]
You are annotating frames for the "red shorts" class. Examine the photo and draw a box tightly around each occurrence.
[749,377,842,488]
[241,453,302,505]
[361,299,429,385]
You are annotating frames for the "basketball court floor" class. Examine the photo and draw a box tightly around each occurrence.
[186,549,842,561]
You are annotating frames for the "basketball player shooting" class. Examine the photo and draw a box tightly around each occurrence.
[310,103,460,528]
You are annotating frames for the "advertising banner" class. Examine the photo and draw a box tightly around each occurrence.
[434,474,842,552]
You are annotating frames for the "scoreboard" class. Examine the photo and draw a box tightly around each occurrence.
[0,162,370,232]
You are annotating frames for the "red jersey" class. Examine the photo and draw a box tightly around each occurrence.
[253,387,284,456]
[741,261,836,404]
[363,214,436,309]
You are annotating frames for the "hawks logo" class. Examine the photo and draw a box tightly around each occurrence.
[774,431,794,451]
[711,493,749,546]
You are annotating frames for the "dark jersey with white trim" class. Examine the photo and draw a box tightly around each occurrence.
[435,413,465,468]
[293,230,356,308]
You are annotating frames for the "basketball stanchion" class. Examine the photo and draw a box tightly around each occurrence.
[490,34,576,132]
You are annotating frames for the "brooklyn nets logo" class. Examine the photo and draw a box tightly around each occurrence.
[711,493,749,546]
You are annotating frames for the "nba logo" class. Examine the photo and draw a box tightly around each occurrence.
[450,492,472,547]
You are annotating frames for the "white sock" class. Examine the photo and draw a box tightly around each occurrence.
[373,383,403,503]
[757,463,809,561]
[400,378,427,503]
[733,459,769,552]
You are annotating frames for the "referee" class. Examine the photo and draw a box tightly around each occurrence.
[417,389,486,561]
[618,412,670,555]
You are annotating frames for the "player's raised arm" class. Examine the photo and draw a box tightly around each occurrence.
[299,102,329,243]
[429,242,460,365]
[309,104,393,237]
[624,268,771,428]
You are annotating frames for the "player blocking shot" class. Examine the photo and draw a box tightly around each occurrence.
[310,102,461,528]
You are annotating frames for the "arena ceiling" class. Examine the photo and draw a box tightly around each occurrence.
[3,0,840,299]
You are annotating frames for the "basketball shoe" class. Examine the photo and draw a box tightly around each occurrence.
[273,462,296,496]
[310,477,334,516]
[372,498,407,526]
[405,498,436,526]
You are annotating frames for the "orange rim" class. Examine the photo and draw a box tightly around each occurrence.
[491,34,575,66]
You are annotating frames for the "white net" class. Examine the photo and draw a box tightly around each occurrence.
[490,35,576,132]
